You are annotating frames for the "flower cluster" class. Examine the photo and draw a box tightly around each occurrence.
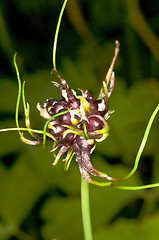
[5,40,159,188]
[36,41,119,183]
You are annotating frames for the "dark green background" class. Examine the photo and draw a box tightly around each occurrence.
[0,0,159,239]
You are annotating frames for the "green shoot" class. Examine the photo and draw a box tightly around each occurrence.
[53,0,68,69]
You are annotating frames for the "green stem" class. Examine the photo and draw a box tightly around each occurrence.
[53,0,68,69]
[81,177,93,240]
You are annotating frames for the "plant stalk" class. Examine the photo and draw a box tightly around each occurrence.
[81,177,93,240]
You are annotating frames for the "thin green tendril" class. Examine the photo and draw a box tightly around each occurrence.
[64,150,75,171]
[53,0,68,69]
[123,104,159,180]
[112,182,159,191]
[14,53,22,136]
[0,127,55,142]
[22,81,27,111]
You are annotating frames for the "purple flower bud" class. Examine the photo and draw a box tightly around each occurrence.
[58,110,72,125]
[38,73,113,183]
[36,41,120,183]
[59,132,75,144]
[68,98,80,109]
[49,124,66,138]
[86,115,105,132]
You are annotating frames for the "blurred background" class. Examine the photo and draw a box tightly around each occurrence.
[0,0,159,239]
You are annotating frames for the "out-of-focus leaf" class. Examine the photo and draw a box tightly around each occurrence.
[0,221,15,240]
[94,211,159,240]
[40,196,82,240]
[0,78,18,112]
[0,145,81,226]
[0,127,23,156]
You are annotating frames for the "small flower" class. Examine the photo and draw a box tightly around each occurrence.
[35,41,120,183]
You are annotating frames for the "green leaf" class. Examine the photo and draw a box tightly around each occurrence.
[40,196,83,240]
[94,212,159,240]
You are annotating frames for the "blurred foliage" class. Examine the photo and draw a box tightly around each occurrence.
[0,0,159,239]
